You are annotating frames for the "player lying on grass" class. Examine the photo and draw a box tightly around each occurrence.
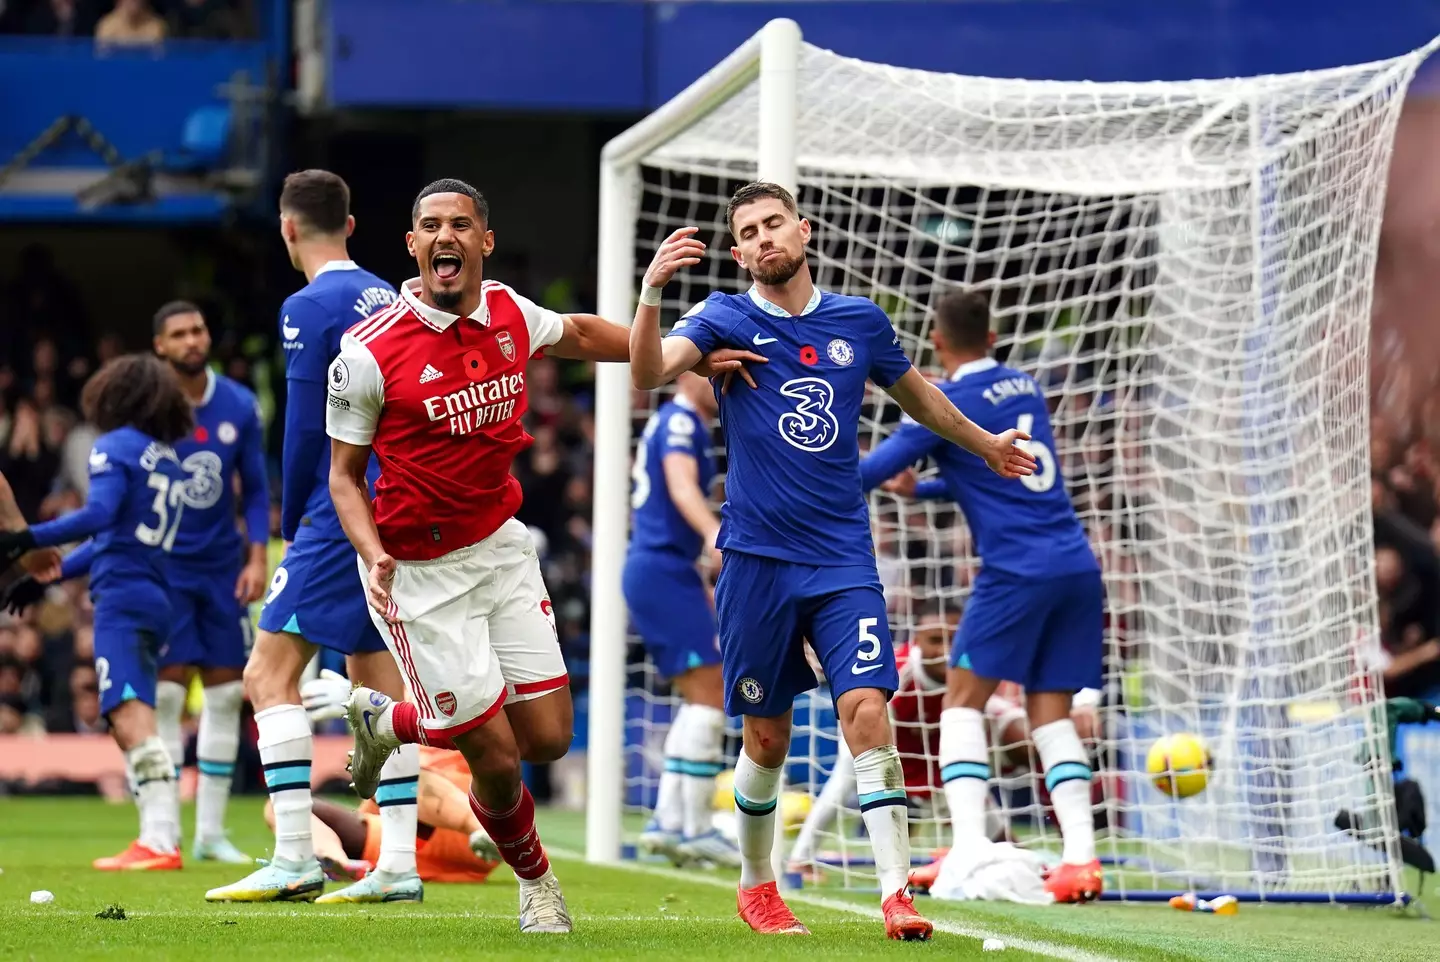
[626,371,738,868]
[1,355,194,871]
[331,179,763,933]
[629,181,1036,941]
[859,288,1106,903]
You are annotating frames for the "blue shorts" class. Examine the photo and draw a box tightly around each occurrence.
[93,597,169,717]
[713,551,897,717]
[257,534,386,655]
[160,561,250,670]
[952,567,1104,692]
[622,549,720,680]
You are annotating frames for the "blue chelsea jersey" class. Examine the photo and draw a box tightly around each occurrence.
[861,358,1098,579]
[279,260,395,542]
[665,286,913,566]
[170,370,269,564]
[629,397,715,559]
[30,426,189,603]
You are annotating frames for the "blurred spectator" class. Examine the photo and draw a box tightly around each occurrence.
[95,0,164,45]
[167,0,246,39]
[25,0,98,35]
[0,399,61,522]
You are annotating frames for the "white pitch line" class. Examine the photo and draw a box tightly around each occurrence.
[547,847,1124,962]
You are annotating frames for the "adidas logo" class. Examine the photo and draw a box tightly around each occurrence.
[419,363,443,384]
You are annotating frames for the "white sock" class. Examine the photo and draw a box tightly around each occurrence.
[1033,717,1096,864]
[939,707,991,847]
[673,703,727,838]
[196,680,244,842]
[789,739,854,864]
[256,703,314,864]
[853,744,910,900]
[128,735,179,854]
[155,680,187,776]
[733,749,783,889]
[375,743,419,875]
[653,714,686,834]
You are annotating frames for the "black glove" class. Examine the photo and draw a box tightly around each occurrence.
[1,575,46,615]
[0,528,37,568]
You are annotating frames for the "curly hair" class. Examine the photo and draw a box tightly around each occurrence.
[80,354,193,444]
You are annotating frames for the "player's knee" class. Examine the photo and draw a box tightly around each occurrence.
[838,690,890,751]
[519,729,570,764]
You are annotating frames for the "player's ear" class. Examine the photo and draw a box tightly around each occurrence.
[798,217,812,245]
[987,329,997,350]
[481,229,495,258]
[730,244,745,270]
[345,215,356,238]
[406,230,417,259]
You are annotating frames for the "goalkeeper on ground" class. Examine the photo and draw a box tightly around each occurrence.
[858,288,1105,903]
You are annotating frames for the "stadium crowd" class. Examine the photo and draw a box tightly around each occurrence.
[0,0,251,40]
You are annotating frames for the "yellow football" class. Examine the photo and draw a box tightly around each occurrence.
[1146,732,1211,798]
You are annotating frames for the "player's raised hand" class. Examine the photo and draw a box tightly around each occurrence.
[642,226,706,290]
[693,348,767,392]
[367,553,399,623]
[985,428,1038,479]
[881,468,919,498]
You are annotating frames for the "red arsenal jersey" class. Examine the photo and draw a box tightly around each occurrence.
[325,278,566,561]
[891,643,945,796]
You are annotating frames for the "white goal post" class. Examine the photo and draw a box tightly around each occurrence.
[588,18,1438,902]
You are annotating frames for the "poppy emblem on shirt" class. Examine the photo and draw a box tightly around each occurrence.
[194,426,209,443]
[799,345,819,366]
[497,331,517,362]
[463,349,489,382]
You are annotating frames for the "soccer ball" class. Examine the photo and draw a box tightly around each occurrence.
[1146,732,1211,798]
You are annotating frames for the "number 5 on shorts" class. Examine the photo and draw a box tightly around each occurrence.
[852,617,882,673]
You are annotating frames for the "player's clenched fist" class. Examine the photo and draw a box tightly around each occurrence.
[367,553,399,623]
[643,226,707,290]
[984,428,1038,479]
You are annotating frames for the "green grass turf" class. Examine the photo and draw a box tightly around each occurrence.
[0,796,1431,961]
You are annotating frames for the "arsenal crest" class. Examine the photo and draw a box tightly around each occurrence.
[435,691,458,717]
[496,331,516,362]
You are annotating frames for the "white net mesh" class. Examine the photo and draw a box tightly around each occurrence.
[618,41,1428,900]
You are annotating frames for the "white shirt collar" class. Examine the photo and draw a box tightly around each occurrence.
[673,394,696,412]
[401,277,490,332]
[199,367,217,406]
[747,283,822,318]
[313,259,359,277]
[949,357,998,381]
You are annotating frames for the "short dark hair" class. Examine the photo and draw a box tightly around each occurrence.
[412,178,489,224]
[934,289,992,352]
[152,300,203,336]
[80,354,194,444]
[725,181,798,235]
[279,169,351,234]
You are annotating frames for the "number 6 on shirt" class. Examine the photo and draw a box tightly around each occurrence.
[1015,413,1056,493]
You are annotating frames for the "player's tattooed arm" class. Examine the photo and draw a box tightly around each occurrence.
[884,368,1038,480]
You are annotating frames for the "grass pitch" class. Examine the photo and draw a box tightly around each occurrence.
[0,796,1431,961]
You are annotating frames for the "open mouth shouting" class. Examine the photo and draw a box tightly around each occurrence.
[432,250,464,283]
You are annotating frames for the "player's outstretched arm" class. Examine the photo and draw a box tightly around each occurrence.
[884,368,1038,480]
[549,313,631,363]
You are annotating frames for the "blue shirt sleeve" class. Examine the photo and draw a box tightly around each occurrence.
[664,299,728,356]
[237,393,271,546]
[280,294,334,385]
[912,479,949,501]
[59,540,96,580]
[866,304,913,388]
[30,450,128,546]
[280,378,327,542]
[859,418,943,492]
[658,408,701,461]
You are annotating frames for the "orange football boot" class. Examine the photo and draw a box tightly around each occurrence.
[737,881,810,934]
[93,841,182,871]
[1045,859,1103,903]
[882,888,934,941]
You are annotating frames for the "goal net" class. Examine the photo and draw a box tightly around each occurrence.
[590,20,1435,902]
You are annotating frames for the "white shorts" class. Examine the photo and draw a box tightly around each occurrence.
[362,518,568,735]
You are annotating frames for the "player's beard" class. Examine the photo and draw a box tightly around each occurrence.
[749,248,806,286]
[432,287,464,311]
[169,357,208,378]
